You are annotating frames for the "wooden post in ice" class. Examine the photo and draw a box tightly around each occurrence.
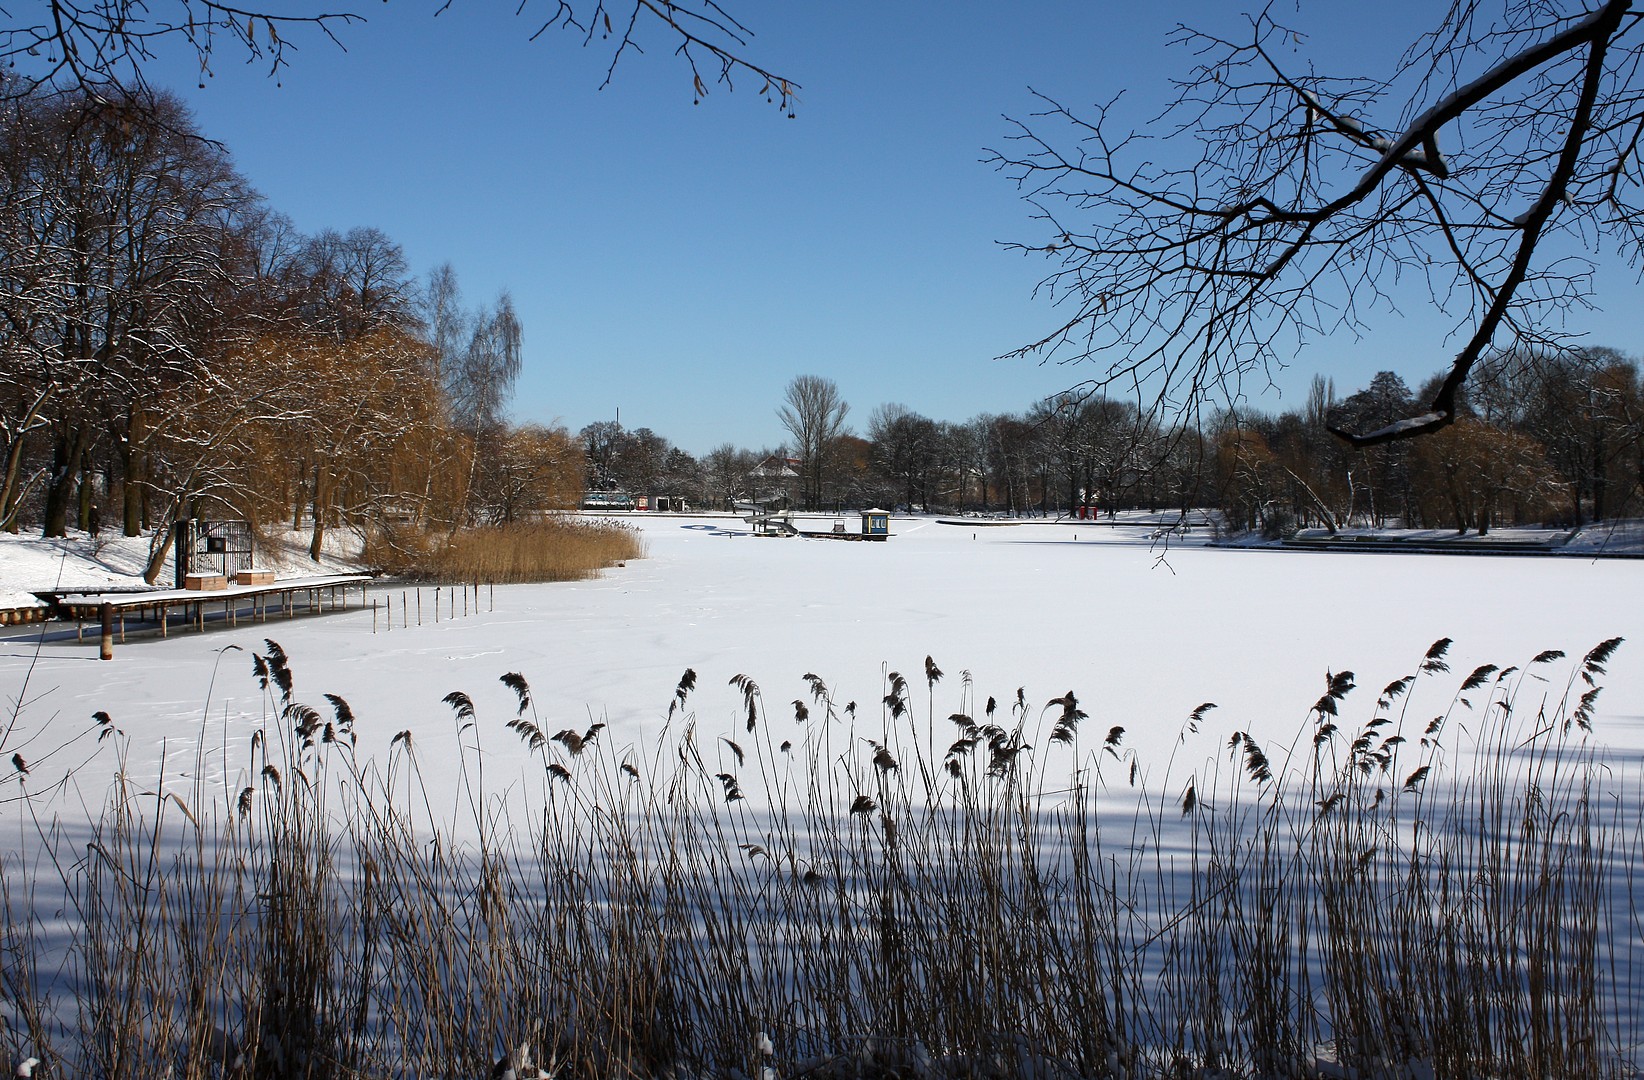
[99,603,114,661]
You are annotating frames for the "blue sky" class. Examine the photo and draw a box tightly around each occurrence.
[144,1,1642,455]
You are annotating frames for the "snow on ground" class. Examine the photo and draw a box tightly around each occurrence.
[0,526,365,612]
[4,514,1642,1073]
[2,513,1642,828]
[1567,517,1644,554]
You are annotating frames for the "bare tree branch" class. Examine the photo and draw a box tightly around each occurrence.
[992,0,1644,450]
[1,0,798,110]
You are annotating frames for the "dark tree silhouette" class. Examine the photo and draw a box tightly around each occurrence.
[2,0,797,110]
[992,0,1644,447]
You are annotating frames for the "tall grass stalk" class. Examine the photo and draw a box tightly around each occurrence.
[1,637,1637,1078]
[364,517,644,583]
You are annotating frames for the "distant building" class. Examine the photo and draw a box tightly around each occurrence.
[748,456,801,508]
[581,490,691,512]
[581,491,637,511]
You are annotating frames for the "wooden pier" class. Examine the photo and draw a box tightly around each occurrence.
[52,574,373,647]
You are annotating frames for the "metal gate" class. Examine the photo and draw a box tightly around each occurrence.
[174,520,255,584]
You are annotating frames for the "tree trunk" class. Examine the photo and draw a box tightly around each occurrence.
[310,467,328,562]
[294,458,307,529]
[42,423,91,537]
[1591,434,1608,521]
[2,387,52,533]
[77,451,93,531]
[143,525,176,585]
[143,499,186,585]
[1,436,30,534]
[123,403,147,536]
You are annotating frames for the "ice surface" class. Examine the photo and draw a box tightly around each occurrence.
[3,513,1640,826]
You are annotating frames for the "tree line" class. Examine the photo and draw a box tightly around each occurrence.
[0,81,582,580]
[6,79,1638,567]
[1209,355,1643,536]
[584,364,1644,535]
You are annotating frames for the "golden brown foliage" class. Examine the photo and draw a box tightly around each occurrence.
[364,517,643,583]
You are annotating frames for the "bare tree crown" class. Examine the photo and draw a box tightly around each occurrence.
[1,0,797,110]
[778,375,850,510]
[991,0,1644,446]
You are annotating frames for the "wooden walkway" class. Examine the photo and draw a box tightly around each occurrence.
[53,574,373,644]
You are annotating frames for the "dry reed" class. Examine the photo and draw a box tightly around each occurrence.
[364,517,644,583]
[0,637,1637,1079]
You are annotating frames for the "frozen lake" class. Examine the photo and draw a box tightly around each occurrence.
[3,513,1641,820]
[5,513,1643,1076]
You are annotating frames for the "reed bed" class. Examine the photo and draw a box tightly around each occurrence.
[1,637,1638,1079]
[364,518,644,583]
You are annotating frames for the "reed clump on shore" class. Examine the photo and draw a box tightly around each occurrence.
[1,637,1637,1079]
[364,516,644,583]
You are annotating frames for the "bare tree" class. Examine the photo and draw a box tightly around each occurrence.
[933,420,981,512]
[579,420,625,491]
[1409,416,1563,533]
[448,290,522,436]
[700,442,757,509]
[992,0,1644,447]
[297,226,414,341]
[1,0,797,111]
[978,412,1042,516]
[418,262,467,395]
[867,403,939,511]
[611,426,672,496]
[1506,346,1644,521]
[777,374,850,510]
[0,86,253,537]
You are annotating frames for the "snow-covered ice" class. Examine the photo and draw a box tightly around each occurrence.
[4,512,1643,1075]
[3,513,1640,821]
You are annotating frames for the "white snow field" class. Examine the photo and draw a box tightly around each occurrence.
[4,513,1644,1076]
[3,514,1641,811]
